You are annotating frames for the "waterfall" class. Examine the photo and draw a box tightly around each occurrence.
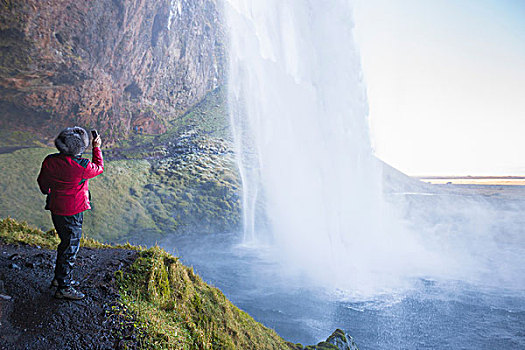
[225,0,431,293]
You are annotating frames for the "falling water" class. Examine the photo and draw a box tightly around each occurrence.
[225,0,435,293]
[161,1,525,347]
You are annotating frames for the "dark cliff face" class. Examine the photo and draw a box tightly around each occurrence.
[0,0,224,143]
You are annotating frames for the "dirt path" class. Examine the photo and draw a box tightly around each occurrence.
[0,242,138,350]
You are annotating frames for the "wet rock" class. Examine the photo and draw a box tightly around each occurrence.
[8,253,20,260]
[0,243,140,349]
[291,329,359,350]
[9,263,21,270]
[324,329,359,350]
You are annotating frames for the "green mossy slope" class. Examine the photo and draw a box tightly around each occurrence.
[0,218,358,350]
[0,144,239,243]
[0,218,290,349]
[118,247,291,349]
[0,147,156,242]
[0,88,240,243]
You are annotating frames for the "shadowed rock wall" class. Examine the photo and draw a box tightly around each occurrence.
[0,0,224,143]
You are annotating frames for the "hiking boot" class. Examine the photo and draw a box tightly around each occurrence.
[51,278,80,288]
[54,287,85,300]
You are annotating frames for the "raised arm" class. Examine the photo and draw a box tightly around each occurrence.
[83,136,104,179]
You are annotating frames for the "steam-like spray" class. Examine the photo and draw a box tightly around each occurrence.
[161,1,525,347]
[226,0,433,292]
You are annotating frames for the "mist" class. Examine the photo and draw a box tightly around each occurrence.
[163,0,525,348]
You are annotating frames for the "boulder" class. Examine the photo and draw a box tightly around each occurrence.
[288,329,359,350]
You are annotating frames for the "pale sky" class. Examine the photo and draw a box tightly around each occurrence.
[353,0,525,176]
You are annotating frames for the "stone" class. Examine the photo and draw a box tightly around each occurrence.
[0,0,225,144]
[0,294,12,301]
[324,329,359,350]
[9,263,21,270]
[291,329,360,350]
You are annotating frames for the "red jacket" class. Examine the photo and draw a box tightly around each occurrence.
[37,147,104,216]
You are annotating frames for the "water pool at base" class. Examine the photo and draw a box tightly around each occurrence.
[162,232,525,350]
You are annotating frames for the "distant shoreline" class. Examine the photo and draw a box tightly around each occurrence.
[415,176,525,186]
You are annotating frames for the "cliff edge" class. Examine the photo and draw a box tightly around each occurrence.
[0,218,358,350]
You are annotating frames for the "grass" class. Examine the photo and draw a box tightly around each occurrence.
[0,217,137,250]
[0,84,240,243]
[0,145,240,243]
[0,129,48,148]
[87,158,159,241]
[164,87,231,141]
[0,217,293,349]
[0,216,59,248]
[0,218,351,350]
[117,246,293,349]
[0,147,57,231]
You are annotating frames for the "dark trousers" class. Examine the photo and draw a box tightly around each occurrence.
[51,212,83,289]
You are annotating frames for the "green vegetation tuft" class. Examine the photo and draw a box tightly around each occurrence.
[0,146,240,243]
[0,88,240,243]
[116,245,292,349]
[0,217,117,249]
[0,217,293,349]
[0,217,59,248]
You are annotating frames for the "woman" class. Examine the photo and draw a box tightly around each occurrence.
[37,127,104,300]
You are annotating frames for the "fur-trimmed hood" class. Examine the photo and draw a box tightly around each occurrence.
[55,127,89,156]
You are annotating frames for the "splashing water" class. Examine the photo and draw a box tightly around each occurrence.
[161,1,525,347]
[225,0,441,295]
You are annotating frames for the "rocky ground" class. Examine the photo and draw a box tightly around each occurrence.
[0,217,361,350]
[0,242,139,350]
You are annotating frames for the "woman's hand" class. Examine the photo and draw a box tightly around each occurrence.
[93,136,102,148]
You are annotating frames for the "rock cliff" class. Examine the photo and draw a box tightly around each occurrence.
[0,0,224,143]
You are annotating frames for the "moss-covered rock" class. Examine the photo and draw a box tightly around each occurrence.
[0,138,240,243]
[117,246,291,349]
[289,329,359,350]
[0,218,360,350]
[324,329,359,350]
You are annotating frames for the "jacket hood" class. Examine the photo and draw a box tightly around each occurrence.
[55,127,89,156]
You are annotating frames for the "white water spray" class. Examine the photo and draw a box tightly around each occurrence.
[226,0,434,293]
[159,2,525,347]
